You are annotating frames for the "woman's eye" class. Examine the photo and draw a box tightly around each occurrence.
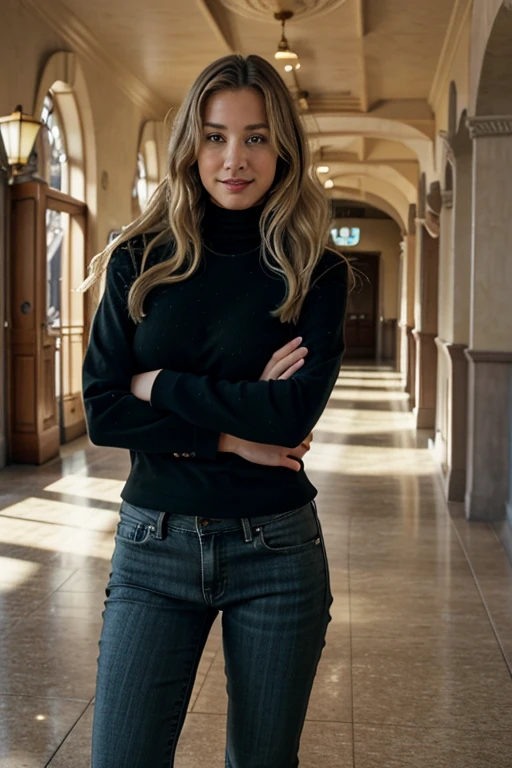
[204,134,267,145]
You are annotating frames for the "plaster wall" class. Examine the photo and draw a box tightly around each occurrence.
[469,0,506,114]
[471,135,512,352]
[434,11,471,169]
[0,0,155,254]
[438,202,454,340]
[331,218,401,321]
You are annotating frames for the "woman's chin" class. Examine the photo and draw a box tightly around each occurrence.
[209,189,267,210]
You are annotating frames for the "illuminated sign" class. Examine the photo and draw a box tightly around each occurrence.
[330,227,360,246]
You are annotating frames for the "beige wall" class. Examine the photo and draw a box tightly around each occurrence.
[0,0,161,256]
[331,218,402,321]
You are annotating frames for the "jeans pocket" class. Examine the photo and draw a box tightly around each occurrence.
[255,501,321,554]
[115,502,159,546]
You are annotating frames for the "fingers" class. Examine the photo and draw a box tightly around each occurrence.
[282,457,302,472]
[261,338,309,382]
[273,346,308,379]
[277,358,305,380]
[271,336,303,362]
[300,431,313,449]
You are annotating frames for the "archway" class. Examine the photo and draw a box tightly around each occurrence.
[329,193,402,364]
[8,52,93,462]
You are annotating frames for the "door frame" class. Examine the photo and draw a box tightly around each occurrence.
[345,250,381,361]
[0,141,8,467]
[8,181,87,463]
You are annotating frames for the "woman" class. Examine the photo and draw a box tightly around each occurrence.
[82,53,350,768]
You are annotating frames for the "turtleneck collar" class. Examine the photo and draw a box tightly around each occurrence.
[201,195,265,256]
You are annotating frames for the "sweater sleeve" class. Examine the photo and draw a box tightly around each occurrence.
[150,252,348,447]
[82,246,220,458]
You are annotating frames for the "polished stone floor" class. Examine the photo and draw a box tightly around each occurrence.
[1,364,512,767]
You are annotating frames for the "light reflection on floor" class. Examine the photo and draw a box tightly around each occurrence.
[0,364,512,766]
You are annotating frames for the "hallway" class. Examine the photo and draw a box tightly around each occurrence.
[1,365,511,767]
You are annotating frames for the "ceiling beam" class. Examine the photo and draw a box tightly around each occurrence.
[428,0,472,112]
[196,0,238,53]
[20,0,169,118]
[319,152,418,166]
[355,0,369,112]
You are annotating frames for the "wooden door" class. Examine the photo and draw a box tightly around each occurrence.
[344,252,380,359]
[8,181,86,463]
[0,154,7,467]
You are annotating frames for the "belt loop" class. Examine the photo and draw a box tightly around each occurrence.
[154,511,166,540]
[241,517,253,543]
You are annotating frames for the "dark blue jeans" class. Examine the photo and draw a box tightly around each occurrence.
[92,499,333,768]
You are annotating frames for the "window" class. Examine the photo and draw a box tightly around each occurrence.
[40,93,68,192]
[132,151,149,214]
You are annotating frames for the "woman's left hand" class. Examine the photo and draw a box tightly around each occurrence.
[131,370,162,402]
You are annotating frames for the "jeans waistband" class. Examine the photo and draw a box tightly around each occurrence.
[120,500,316,545]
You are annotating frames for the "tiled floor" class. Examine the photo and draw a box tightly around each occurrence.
[0,364,511,767]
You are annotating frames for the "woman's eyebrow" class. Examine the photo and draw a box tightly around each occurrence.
[203,122,269,131]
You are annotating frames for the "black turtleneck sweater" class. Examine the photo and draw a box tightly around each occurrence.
[82,197,348,517]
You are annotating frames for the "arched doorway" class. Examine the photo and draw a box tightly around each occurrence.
[39,88,87,445]
[8,57,91,463]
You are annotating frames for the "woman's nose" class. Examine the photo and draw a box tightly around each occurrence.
[223,142,248,170]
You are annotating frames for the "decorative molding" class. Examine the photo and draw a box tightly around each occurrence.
[197,0,237,52]
[20,0,169,118]
[466,115,512,139]
[426,181,442,216]
[429,0,472,111]
[441,190,453,208]
[435,337,467,357]
[424,209,440,239]
[438,130,455,166]
[408,204,417,235]
[216,0,347,22]
[355,0,368,112]
[412,329,437,341]
[465,349,512,364]
[306,95,362,114]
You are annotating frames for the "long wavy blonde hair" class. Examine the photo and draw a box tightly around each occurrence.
[80,54,351,324]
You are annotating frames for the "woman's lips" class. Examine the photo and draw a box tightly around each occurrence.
[221,180,253,192]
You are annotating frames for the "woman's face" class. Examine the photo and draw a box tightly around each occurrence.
[197,87,278,210]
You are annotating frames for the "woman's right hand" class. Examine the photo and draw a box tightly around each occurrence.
[219,434,309,472]
[218,337,311,471]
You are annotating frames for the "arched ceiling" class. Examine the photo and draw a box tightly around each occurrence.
[473,1,512,115]
[28,0,461,231]
[326,175,409,232]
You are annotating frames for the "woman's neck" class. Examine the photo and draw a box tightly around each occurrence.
[201,195,265,256]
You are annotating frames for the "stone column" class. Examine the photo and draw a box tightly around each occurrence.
[0,158,7,468]
[464,116,512,521]
[406,230,416,407]
[397,239,407,375]
[441,130,472,501]
[413,223,439,429]
[433,190,454,474]
[401,209,416,404]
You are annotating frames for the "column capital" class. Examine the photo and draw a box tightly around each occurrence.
[466,115,512,140]
[441,190,453,209]
[464,349,512,364]
[438,130,455,165]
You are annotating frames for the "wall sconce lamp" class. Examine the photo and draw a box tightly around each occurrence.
[0,105,42,182]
